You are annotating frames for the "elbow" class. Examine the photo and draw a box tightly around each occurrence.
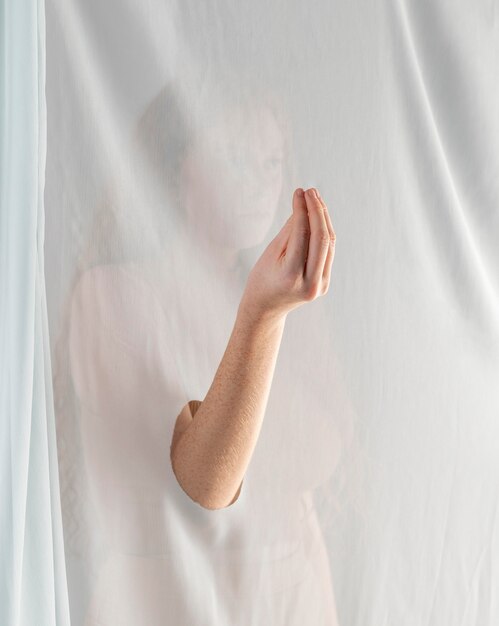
[198,498,227,511]
[205,480,243,509]
[169,449,217,510]
[198,491,242,511]
[170,400,243,510]
[197,479,244,510]
[170,451,242,510]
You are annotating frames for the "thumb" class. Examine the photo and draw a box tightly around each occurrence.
[270,214,293,251]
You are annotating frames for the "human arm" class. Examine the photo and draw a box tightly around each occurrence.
[170,187,336,510]
[170,301,286,510]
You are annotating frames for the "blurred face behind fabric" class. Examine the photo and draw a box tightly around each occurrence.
[179,103,284,254]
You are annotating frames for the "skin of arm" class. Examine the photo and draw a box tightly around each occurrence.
[170,302,287,510]
[170,187,336,510]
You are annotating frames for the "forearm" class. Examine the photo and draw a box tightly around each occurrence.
[170,295,287,510]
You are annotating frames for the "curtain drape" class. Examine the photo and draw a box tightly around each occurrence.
[2,0,499,624]
[0,1,70,624]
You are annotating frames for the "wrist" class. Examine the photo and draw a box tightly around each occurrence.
[237,294,287,330]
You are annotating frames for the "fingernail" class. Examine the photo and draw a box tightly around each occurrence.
[297,188,304,197]
[307,188,316,198]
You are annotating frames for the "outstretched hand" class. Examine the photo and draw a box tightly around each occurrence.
[241,187,336,322]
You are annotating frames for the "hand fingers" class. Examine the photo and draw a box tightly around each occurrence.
[271,212,294,254]
[303,188,330,286]
[316,190,336,286]
[285,188,310,272]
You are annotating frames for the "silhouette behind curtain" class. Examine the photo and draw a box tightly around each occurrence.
[43,1,499,624]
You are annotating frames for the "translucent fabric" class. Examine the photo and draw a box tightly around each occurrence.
[42,1,499,624]
[0,1,70,624]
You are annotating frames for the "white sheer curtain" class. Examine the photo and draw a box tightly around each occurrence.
[3,0,499,624]
[0,1,70,624]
